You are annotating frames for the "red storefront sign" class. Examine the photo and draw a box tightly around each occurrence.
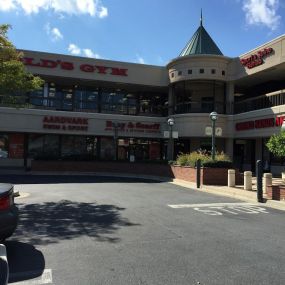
[43,116,89,131]
[240,47,274,69]
[21,57,128,77]
[105,120,160,133]
[236,116,285,131]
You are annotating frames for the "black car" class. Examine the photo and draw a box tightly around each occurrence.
[0,184,18,242]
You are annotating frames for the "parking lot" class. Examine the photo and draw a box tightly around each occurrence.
[2,175,285,285]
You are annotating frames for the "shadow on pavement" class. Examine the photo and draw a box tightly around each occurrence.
[10,200,139,245]
[0,175,166,185]
[5,241,45,283]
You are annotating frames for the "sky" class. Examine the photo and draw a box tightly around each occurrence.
[0,0,284,66]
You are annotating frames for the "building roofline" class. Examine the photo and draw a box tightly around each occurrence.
[239,34,285,58]
[19,49,166,70]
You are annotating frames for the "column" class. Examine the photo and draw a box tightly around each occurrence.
[225,138,234,160]
[226,82,234,114]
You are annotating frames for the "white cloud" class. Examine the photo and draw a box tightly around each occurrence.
[83,48,100,58]
[68,44,100,58]
[136,54,145,64]
[45,23,63,41]
[68,43,81,55]
[0,0,16,11]
[0,0,108,18]
[98,6,108,18]
[243,0,281,30]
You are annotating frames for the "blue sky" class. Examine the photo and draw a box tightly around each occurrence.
[0,0,284,65]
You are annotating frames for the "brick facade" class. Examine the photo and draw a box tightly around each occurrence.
[267,185,285,201]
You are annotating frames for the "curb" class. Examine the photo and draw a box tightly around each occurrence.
[0,244,8,285]
[171,179,285,212]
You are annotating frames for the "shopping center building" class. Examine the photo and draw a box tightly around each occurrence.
[1,18,285,174]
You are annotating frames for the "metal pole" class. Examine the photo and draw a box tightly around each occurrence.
[196,159,201,188]
[256,160,263,202]
[212,120,216,160]
[170,125,173,161]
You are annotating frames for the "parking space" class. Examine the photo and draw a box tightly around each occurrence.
[2,175,285,285]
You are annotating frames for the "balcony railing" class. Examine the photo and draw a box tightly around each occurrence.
[174,101,226,114]
[234,91,285,114]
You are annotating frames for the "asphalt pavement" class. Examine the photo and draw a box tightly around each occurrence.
[3,175,285,285]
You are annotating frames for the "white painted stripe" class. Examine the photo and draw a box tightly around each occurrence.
[168,202,254,208]
[10,269,52,285]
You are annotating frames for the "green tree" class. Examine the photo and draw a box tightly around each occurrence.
[266,131,285,158]
[0,24,43,106]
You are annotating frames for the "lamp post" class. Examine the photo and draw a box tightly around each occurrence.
[209,111,218,161]
[167,117,175,161]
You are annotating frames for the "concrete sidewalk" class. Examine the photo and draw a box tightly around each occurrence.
[171,178,285,212]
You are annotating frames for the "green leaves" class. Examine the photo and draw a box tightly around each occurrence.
[266,131,285,158]
[0,24,44,100]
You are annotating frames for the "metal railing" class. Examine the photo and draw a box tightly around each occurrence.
[174,101,226,114]
[234,91,285,114]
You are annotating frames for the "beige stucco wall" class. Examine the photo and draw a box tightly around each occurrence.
[21,50,169,87]
[229,35,285,80]
[169,113,229,138]
[0,107,166,139]
[230,104,285,138]
[167,55,231,83]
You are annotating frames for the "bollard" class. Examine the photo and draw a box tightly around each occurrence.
[244,171,252,190]
[256,160,263,203]
[263,173,272,194]
[228,169,235,187]
[196,159,201,189]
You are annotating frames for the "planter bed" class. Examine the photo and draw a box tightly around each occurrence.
[267,185,285,201]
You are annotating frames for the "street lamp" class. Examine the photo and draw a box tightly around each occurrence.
[209,111,218,161]
[167,117,175,161]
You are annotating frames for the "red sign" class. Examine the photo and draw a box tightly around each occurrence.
[105,121,160,134]
[236,116,285,131]
[43,116,88,131]
[240,47,273,69]
[22,57,128,77]
[9,134,24,158]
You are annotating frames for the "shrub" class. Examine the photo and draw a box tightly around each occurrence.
[174,151,232,168]
[202,160,233,168]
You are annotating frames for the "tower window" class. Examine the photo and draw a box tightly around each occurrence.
[222,70,226,76]
[211,69,216,74]
[200,69,204,74]
[178,71,182,76]
[188,69,192,74]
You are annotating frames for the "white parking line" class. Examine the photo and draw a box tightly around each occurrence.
[10,269,52,285]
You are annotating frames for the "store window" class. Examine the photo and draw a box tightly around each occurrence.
[29,86,44,106]
[28,134,60,159]
[0,134,8,159]
[100,137,115,160]
[129,139,161,161]
[75,88,98,111]
[101,89,137,115]
[0,134,24,159]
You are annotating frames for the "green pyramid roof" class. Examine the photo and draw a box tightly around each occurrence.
[179,18,223,56]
